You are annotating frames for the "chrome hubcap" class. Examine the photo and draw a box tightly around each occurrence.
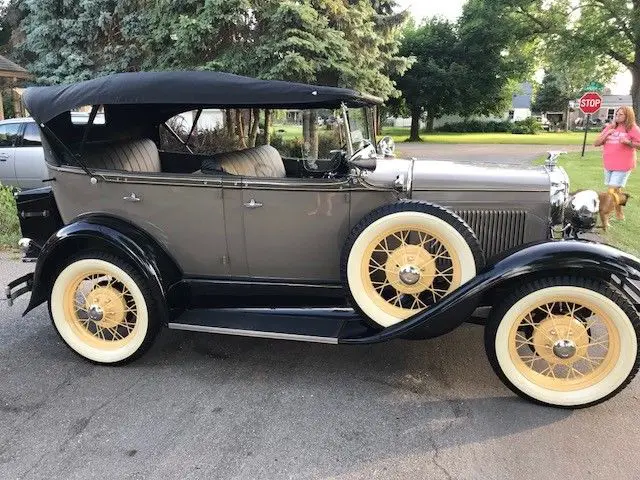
[398,265,421,285]
[88,304,104,322]
[553,339,577,359]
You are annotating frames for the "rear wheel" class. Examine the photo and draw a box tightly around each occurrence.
[485,276,640,408]
[49,252,160,365]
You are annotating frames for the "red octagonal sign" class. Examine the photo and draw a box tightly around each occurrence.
[579,91,603,115]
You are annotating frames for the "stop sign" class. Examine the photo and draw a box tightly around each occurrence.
[579,91,603,115]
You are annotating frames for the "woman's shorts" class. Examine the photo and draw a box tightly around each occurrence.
[604,169,632,187]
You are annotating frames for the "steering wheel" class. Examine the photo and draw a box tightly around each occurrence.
[302,147,346,175]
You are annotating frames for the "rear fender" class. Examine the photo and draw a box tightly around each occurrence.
[339,240,640,343]
[24,214,182,324]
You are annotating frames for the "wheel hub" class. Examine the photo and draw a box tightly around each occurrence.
[552,339,577,359]
[85,286,128,329]
[88,304,104,321]
[399,265,421,285]
[531,315,590,364]
[384,245,437,295]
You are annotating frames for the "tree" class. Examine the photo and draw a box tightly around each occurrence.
[455,0,537,118]
[394,19,462,141]
[487,0,639,120]
[531,70,574,113]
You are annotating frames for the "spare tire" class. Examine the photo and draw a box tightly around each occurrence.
[341,201,485,328]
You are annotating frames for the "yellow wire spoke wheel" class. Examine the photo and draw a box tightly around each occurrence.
[488,279,640,408]
[345,205,482,328]
[50,256,151,364]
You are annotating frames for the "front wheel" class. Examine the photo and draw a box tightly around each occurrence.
[49,252,160,365]
[485,276,640,408]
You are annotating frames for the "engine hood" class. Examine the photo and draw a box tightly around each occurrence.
[361,158,551,192]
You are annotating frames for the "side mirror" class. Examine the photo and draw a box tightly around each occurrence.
[378,136,395,157]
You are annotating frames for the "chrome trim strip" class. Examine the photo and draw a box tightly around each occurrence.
[184,278,343,290]
[167,323,339,344]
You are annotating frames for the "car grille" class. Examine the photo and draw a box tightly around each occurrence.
[454,209,527,259]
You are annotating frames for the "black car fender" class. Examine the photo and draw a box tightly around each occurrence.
[23,214,183,323]
[339,239,640,343]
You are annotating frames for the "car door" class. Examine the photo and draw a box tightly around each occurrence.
[240,177,351,281]
[0,122,21,187]
[14,122,48,190]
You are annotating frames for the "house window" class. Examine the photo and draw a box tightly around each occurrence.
[607,109,615,121]
[508,110,514,120]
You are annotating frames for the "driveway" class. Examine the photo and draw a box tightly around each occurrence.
[396,143,595,165]
[1,253,639,479]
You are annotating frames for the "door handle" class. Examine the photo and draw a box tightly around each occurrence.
[0,154,7,161]
[243,199,263,208]
[123,193,141,202]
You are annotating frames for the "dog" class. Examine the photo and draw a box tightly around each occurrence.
[597,189,630,231]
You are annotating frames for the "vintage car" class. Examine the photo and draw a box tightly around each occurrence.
[5,71,640,409]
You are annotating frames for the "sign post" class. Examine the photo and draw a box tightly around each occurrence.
[578,91,603,157]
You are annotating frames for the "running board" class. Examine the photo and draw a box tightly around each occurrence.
[168,307,370,344]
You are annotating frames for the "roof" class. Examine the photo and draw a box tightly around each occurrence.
[22,71,383,125]
[0,54,31,79]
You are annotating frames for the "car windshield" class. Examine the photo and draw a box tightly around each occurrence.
[347,107,371,145]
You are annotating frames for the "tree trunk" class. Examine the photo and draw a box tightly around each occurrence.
[264,109,271,145]
[409,108,422,142]
[309,111,318,159]
[235,109,247,149]
[375,106,382,136]
[249,108,260,147]
[302,110,311,156]
[632,66,640,125]
[425,113,434,133]
[225,109,234,137]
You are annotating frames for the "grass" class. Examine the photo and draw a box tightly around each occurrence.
[0,185,20,250]
[381,127,599,145]
[535,151,640,257]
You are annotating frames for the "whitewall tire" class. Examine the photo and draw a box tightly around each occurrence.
[49,253,159,364]
[341,201,484,328]
[485,277,640,408]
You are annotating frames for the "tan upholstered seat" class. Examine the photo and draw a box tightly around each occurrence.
[81,138,161,173]
[214,145,286,178]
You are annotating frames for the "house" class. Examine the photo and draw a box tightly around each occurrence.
[387,82,534,129]
[569,93,632,127]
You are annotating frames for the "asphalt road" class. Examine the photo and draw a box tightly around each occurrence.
[395,143,594,165]
[1,253,640,480]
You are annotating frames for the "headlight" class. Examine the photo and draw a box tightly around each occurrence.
[566,190,599,232]
[547,163,570,239]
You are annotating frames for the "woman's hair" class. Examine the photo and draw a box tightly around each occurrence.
[616,105,636,130]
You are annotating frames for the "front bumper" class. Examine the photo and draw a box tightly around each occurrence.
[4,273,33,307]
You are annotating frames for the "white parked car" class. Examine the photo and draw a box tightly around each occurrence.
[0,113,103,190]
[0,117,47,190]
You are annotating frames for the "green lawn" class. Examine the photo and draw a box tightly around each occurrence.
[535,151,640,257]
[381,127,599,145]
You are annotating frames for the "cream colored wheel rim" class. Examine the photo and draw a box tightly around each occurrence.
[347,211,477,327]
[51,259,149,363]
[495,286,638,406]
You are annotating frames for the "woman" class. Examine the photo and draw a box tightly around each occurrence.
[593,105,640,219]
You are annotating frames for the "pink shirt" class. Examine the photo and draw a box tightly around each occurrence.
[603,124,640,171]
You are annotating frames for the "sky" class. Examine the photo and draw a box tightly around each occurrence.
[395,0,632,95]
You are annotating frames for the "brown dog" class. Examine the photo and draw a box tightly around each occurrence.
[598,189,631,231]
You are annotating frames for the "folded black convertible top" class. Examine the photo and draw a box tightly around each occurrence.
[22,70,383,124]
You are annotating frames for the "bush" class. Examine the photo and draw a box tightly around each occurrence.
[159,116,241,154]
[511,117,541,135]
[271,131,340,158]
[434,120,513,133]
[0,184,20,248]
